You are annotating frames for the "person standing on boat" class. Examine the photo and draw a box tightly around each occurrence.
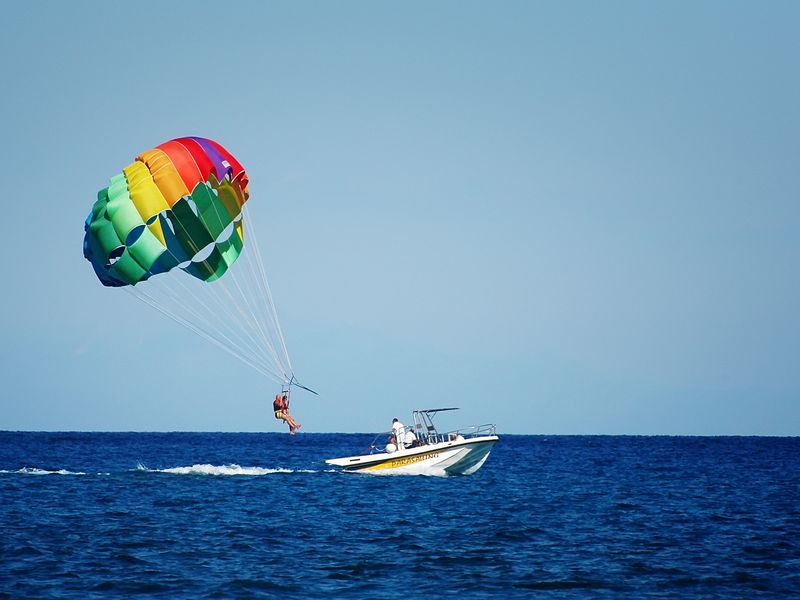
[274,393,301,435]
[391,418,405,445]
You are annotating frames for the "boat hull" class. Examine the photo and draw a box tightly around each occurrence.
[325,435,499,476]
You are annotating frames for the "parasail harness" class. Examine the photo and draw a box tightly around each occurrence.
[275,374,318,418]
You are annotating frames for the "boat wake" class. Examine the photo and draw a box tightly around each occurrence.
[0,467,88,476]
[1,464,314,477]
[135,463,309,476]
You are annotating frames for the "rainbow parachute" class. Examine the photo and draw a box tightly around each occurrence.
[83,137,249,287]
[82,137,315,400]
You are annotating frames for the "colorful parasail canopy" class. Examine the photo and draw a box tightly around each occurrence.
[83,137,250,287]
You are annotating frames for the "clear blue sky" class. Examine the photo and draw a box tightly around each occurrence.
[1,1,797,434]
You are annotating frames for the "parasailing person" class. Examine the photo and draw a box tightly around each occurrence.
[273,391,301,435]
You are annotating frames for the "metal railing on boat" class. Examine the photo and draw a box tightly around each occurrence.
[421,423,497,445]
[367,422,497,454]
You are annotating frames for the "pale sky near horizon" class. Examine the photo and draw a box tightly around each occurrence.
[1,1,797,435]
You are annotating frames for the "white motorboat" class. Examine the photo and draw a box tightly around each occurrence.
[325,408,499,476]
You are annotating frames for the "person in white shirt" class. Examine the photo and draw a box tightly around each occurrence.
[391,418,405,444]
[403,428,419,449]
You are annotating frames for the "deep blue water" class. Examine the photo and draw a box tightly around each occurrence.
[1,433,799,599]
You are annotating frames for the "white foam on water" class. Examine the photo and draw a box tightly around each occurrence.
[137,463,301,476]
[0,467,87,476]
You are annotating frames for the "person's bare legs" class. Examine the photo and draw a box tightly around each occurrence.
[284,414,301,434]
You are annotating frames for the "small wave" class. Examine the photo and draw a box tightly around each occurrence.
[136,463,301,476]
[0,467,87,476]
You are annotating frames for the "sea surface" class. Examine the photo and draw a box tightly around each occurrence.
[1,433,798,599]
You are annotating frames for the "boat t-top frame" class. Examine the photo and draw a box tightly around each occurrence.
[362,408,497,456]
[411,408,496,445]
